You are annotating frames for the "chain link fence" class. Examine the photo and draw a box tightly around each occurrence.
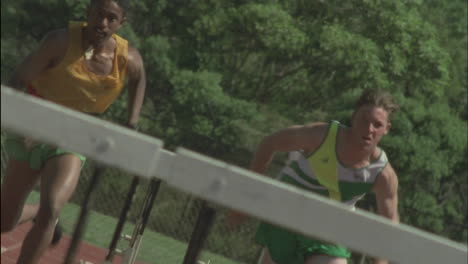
[70,162,263,264]
[1,105,264,264]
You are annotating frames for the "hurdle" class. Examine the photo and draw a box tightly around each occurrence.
[1,86,164,264]
[1,86,467,264]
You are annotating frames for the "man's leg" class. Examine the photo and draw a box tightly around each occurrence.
[16,154,82,264]
[261,248,278,264]
[1,159,41,233]
[304,254,347,264]
[18,204,40,224]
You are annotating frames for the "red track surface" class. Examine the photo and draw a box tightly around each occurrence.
[1,222,148,264]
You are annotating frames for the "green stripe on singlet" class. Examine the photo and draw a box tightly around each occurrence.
[338,181,374,201]
[281,174,329,197]
[290,161,322,186]
[290,161,374,202]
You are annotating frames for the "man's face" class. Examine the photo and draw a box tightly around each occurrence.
[350,105,391,149]
[87,0,125,45]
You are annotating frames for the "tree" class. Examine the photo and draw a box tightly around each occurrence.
[1,2,466,262]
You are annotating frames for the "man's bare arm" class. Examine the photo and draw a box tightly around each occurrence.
[250,123,327,174]
[226,123,327,228]
[7,30,66,91]
[372,163,399,264]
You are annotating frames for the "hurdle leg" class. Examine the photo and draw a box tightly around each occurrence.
[105,178,161,264]
[104,176,141,262]
[63,166,105,264]
[182,201,216,264]
[123,178,161,264]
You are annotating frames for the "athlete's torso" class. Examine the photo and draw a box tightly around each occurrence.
[279,121,388,207]
[30,21,128,113]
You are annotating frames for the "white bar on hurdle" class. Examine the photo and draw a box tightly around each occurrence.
[1,86,163,178]
[156,149,176,180]
[2,86,467,263]
[167,148,467,264]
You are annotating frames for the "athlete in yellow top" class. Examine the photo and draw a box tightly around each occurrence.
[228,89,400,264]
[1,1,146,263]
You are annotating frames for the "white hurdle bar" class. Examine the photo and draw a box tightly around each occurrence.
[1,86,163,177]
[1,86,467,264]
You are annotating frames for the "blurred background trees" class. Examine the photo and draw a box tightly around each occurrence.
[1,0,466,252]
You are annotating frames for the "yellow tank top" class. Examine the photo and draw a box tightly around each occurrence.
[32,21,128,113]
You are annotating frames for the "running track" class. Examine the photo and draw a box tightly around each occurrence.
[1,222,148,264]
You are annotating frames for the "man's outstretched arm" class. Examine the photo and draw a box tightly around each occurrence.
[372,163,399,264]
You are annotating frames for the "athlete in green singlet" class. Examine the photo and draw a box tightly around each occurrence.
[227,89,400,264]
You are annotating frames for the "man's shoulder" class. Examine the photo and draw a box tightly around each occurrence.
[372,162,398,194]
[33,28,69,65]
[302,122,332,153]
[38,28,69,57]
[303,122,330,140]
[383,162,397,176]
[42,28,69,44]
[303,121,330,130]
[126,45,144,74]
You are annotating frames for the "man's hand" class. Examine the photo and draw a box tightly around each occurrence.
[124,122,138,130]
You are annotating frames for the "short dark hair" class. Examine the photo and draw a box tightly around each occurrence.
[90,0,130,13]
[355,89,399,118]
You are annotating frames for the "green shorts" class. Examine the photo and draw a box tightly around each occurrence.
[255,222,351,264]
[4,134,86,170]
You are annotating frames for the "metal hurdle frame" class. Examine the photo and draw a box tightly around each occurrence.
[182,201,217,264]
[64,166,106,264]
[1,87,164,264]
[2,86,467,264]
[105,176,142,263]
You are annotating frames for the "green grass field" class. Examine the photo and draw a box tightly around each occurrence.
[26,191,242,264]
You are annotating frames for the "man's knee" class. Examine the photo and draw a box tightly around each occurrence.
[261,248,278,264]
[34,202,61,227]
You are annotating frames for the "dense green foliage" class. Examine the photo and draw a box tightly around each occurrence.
[1,0,466,261]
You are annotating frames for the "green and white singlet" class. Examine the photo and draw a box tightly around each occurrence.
[255,120,388,264]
